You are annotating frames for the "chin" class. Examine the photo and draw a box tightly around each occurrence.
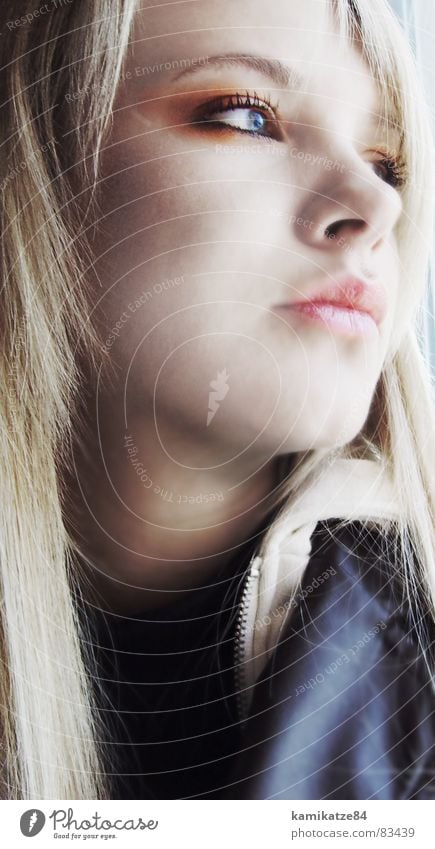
[282,411,371,453]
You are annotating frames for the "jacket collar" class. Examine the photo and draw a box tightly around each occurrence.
[238,458,401,710]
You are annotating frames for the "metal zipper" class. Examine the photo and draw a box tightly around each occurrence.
[233,553,262,726]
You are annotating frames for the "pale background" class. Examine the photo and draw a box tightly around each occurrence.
[389,0,435,381]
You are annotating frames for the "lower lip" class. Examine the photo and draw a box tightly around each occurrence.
[273,302,379,336]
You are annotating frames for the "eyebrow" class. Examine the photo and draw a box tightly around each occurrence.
[172,52,400,138]
[172,52,304,90]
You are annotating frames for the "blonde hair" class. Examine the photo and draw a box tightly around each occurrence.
[0,0,433,799]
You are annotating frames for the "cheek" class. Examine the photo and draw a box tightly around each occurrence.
[93,128,292,298]
[149,333,282,444]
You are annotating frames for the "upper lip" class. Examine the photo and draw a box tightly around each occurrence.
[275,274,388,326]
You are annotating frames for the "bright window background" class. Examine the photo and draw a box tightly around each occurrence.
[389,0,435,382]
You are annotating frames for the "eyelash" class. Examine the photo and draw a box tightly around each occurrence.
[194,91,407,188]
[194,90,281,140]
[370,154,407,189]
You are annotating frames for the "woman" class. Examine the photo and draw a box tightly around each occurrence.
[0,0,434,800]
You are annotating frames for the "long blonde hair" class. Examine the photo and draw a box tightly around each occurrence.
[0,0,434,799]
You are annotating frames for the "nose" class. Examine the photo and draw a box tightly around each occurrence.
[293,148,403,255]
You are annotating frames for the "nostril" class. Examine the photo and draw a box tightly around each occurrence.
[324,222,341,239]
[324,219,365,240]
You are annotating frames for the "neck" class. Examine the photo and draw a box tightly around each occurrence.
[66,393,287,614]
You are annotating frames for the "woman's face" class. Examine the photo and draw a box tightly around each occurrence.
[91,0,402,457]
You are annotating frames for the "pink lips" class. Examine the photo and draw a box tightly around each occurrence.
[273,275,387,337]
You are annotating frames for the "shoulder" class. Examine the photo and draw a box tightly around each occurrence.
[229,519,435,800]
[302,518,407,623]
[305,518,435,660]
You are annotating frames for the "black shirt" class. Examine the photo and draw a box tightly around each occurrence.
[79,515,274,800]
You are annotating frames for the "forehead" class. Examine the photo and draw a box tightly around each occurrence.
[127,0,397,143]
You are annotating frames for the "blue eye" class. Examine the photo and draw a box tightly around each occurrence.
[196,91,281,140]
[248,110,267,132]
[207,106,269,135]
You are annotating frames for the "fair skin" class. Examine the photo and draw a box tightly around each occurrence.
[71,0,403,613]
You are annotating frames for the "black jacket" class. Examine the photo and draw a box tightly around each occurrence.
[86,518,435,800]
[223,520,435,799]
